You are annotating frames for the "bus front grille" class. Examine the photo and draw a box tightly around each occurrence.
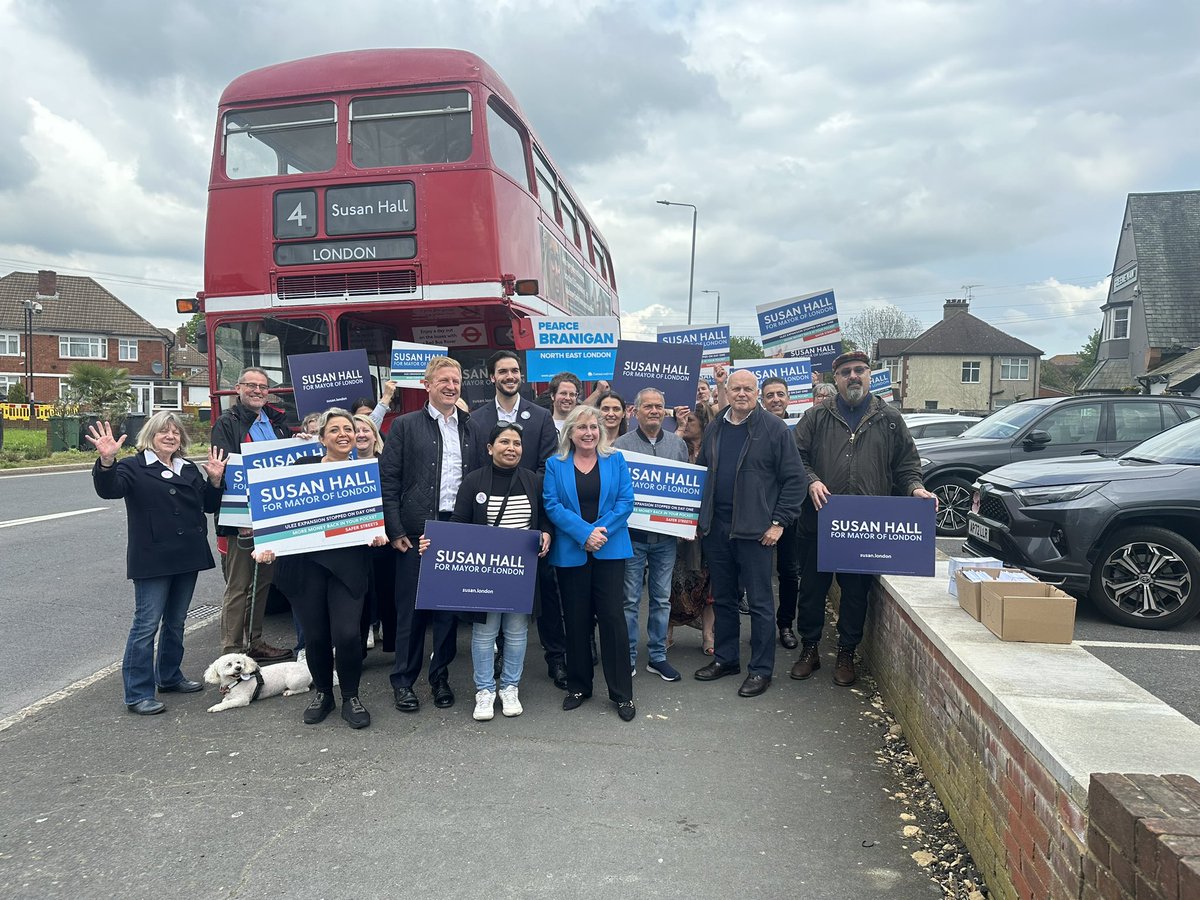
[276,269,419,300]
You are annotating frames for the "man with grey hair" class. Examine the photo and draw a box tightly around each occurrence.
[613,388,689,681]
[210,366,293,661]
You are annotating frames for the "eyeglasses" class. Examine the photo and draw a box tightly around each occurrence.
[237,382,270,393]
[836,366,870,377]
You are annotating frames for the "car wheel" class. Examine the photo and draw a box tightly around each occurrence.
[1089,526,1200,629]
[930,476,974,536]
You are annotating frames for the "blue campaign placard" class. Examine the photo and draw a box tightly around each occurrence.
[416,520,541,613]
[870,368,893,397]
[522,316,620,382]
[288,349,373,419]
[817,494,936,577]
[657,324,731,370]
[609,339,703,409]
[757,289,843,372]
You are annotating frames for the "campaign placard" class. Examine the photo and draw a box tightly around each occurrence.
[657,324,731,373]
[288,349,373,419]
[610,340,703,410]
[416,519,540,613]
[731,357,814,417]
[218,453,249,527]
[389,340,447,389]
[870,368,893,398]
[620,449,707,539]
[246,458,385,557]
[516,316,620,382]
[757,289,843,372]
[817,495,936,577]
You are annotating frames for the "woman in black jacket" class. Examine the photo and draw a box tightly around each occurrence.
[252,409,388,729]
[88,414,226,716]
[421,422,551,722]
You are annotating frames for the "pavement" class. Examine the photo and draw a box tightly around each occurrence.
[0,612,944,899]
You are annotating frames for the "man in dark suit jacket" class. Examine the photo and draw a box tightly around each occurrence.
[470,350,568,689]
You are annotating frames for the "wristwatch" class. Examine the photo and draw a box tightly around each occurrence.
[771,520,782,528]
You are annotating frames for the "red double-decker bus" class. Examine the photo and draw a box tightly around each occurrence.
[190,48,619,421]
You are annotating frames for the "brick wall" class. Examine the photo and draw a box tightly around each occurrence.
[1086,774,1200,900]
[0,334,165,401]
[864,583,1200,900]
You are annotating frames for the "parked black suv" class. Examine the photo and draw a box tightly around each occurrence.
[917,395,1200,535]
[963,417,1200,629]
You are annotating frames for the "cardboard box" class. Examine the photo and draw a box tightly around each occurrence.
[980,582,1077,644]
[955,567,1004,620]
[948,556,1001,598]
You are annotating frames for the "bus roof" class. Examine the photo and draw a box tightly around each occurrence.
[219,48,525,116]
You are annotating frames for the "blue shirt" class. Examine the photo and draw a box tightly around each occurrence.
[248,410,275,443]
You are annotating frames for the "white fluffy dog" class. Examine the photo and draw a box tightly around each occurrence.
[203,652,328,713]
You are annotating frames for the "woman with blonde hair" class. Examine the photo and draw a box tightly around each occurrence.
[87,412,227,715]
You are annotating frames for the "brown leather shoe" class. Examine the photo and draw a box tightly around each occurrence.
[833,646,857,686]
[789,643,821,680]
[248,641,293,663]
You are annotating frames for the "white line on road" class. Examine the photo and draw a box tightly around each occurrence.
[0,507,108,528]
[1076,639,1200,652]
[0,610,221,734]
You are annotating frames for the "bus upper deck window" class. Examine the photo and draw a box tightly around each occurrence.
[224,102,337,180]
[350,90,472,168]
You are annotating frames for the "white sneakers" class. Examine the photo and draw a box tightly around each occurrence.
[473,689,496,721]
[498,685,522,717]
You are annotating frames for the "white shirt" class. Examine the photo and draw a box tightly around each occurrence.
[143,449,188,475]
[428,405,462,512]
[495,398,519,425]
[553,417,566,433]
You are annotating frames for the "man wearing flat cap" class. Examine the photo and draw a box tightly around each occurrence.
[790,350,935,686]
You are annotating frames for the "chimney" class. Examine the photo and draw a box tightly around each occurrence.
[943,298,969,320]
[36,269,58,299]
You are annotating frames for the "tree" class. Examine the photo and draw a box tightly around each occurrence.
[64,363,132,417]
[729,335,764,360]
[5,380,27,404]
[183,311,204,344]
[842,304,924,357]
[1076,326,1101,375]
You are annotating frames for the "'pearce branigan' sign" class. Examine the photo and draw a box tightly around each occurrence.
[817,494,936,577]
[519,316,620,381]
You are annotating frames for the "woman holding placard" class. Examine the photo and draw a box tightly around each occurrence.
[543,405,636,722]
[252,408,387,729]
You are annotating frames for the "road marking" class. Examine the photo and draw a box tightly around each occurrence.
[1077,640,1200,652]
[0,507,108,528]
[0,609,221,734]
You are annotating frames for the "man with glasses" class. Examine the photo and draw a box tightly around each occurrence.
[547,372,582,433]
[791,350,934,686]
[693,369,805,698]
[210,367,293,662]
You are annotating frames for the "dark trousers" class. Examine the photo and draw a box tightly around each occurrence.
[703,519,776,677]
[775,521,802,629]
[536,562,566,667]
[362,544,396,653]
[796,537,874,648]
[390,538,458,690]
[557,556,631,703]
[288,567,365,700]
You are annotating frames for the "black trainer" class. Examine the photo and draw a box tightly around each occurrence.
[341,696,371,729]
[303,691,335,724]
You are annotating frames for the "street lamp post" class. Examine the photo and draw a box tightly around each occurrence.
[700,289,721,324]
[656,200,698,324]
[21,298,42,420]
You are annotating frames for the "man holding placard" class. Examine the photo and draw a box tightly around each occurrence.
[613,388,689,682]
[210,367,293,662]
[791,350,935,687]
[380,357,477,713]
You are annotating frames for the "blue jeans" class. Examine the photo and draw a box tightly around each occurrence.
[623,539,677,665]
[123,571,199,705]
[471,612,529,692]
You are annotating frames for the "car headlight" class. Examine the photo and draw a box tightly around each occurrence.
[1012,483,1105,506]
[919,457,931,467]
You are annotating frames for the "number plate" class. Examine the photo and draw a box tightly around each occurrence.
[968,519,991,544]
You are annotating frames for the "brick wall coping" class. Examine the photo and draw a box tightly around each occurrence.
[879,561,1200,805]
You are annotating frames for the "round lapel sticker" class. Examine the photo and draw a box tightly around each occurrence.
[520,410,530,419]
[161,470,174,479]
[476,492,487,504]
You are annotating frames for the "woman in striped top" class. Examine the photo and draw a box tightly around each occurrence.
[427,422,551,721]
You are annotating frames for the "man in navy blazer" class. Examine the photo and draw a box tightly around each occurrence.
[470,350,568,689]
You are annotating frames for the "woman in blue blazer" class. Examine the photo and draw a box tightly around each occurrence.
[88,414,226,716]
[543,404,636,721]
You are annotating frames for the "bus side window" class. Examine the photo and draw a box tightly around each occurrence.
[486,100,530,190]
[533,147,557,218]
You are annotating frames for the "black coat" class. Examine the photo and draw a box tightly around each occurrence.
[93,454,221,580]
[450,465,547,623]
[468,398,558,473]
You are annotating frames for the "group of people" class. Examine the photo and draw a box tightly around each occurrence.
[92,344,935,729]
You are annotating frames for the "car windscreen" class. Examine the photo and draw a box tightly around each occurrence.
[1120,418,1200,465]
[958,403,1046,439]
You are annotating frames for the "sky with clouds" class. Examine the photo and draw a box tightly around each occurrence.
[1,0,1198,357]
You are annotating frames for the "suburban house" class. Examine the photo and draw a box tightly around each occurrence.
[1078,190,1200,394]
[0,269,180,411]
[875,299,1043,414]
[169,328,213,410]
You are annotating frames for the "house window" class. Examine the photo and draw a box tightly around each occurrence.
[885,358,900,383]
[1000,357,1029,380]
[0,373,22,394]
[119,338,139,362]
[0,332,19,356]
[924,400,938,411]
[59,335,108,359]
[961,361,981,383]
[1105,306,1130,340]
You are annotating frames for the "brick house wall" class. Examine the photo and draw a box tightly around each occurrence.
[0,333,166,403]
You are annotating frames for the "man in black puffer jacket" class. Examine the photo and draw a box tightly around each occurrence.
[379,357,476,714]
